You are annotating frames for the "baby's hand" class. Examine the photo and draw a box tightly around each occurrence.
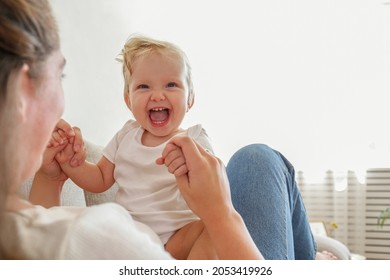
[48,119,86,167]
[47,128,75,166]
[55,131,86,167]
[47,129,68,148]
[55,136,76,165]
[47,120,74,148]
[156,143,188,177]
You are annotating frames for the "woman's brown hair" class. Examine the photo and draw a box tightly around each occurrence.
[0,0,59,258]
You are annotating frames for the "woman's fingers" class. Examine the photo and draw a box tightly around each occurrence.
[55,141,75,164]
[161,143,188,175]
[42,142,68,166]
[46,120,86,167]
[167,136,203,165]
[172,164,188,177]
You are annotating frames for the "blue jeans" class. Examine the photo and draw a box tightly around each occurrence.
[227,144,316,260]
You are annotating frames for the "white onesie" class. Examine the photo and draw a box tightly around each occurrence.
[103,120,213,244]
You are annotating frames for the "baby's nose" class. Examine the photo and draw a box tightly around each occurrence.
[150,90,166,101]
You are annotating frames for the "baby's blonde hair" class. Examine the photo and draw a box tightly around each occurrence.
[117,35,194,106]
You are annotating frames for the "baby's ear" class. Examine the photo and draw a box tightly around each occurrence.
[187,91,195,110]
[124,92,132,111]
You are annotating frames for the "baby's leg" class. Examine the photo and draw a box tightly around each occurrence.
[187,225,217,260]
[165,220,204,259]
[165,220,217,260]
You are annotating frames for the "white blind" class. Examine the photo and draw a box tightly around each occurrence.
[365,168,390,260]
[298,171,367,256]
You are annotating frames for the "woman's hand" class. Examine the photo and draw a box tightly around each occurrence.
[156,142,188,176]
[30,119,86,207]
[158,136,263,259]
[157,136,233,223]
[38,119,85,182]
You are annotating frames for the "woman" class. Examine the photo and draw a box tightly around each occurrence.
[0,0,262,259]
[0,0,318,260]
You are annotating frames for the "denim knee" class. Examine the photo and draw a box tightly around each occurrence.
[227,143,288,176]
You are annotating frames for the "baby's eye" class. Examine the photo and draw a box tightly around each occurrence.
[166,82,177,88]
[137,84,149,89]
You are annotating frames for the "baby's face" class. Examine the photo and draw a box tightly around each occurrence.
[126,53,191,145]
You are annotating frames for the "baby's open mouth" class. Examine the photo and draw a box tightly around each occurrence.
[149,107,170,125]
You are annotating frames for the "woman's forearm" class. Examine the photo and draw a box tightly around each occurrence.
[29,172,65,208]
[204,210,264,260]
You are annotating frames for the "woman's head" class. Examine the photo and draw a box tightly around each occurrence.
[0,0,60,93]
[0,0,63,217]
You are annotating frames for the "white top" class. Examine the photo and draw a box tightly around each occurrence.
[103,120,213,243]
[1,203,172,259]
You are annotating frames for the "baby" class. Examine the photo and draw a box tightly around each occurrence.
[52,35,217,259]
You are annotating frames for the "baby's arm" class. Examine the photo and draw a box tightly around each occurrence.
[61,155,115,193]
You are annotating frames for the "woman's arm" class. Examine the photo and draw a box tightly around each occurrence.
[159,136,263,260]
[30,165,66,208]
[51,122,115,193]
[29,120,86,207]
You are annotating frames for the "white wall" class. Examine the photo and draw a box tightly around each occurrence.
[51,0,390,175]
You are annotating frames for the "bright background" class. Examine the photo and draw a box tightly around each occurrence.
[51,0,390,175]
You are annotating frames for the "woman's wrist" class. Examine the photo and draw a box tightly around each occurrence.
[29,171,65,207]
[203,208,242,231]
[203,209,263,260]
[199,201,238,226]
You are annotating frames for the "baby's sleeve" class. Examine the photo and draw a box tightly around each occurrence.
[103,120,137,164]
[187,124,214,154]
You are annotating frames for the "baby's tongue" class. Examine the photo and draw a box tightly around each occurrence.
[150,109,169,122]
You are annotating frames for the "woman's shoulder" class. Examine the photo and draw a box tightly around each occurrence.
[62,203,171,259]
[1,205,83,259]
[1,204,172,259]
